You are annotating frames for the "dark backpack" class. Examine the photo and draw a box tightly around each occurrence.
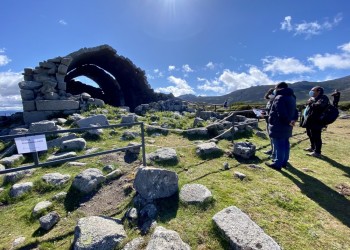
[319,104,339,125]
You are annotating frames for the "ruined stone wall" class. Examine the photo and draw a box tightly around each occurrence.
[18,45,171,124]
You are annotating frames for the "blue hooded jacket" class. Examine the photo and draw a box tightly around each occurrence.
[268,87,297,138]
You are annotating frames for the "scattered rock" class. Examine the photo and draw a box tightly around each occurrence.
[179,184,213,205]
[11,236,26,249]
[223,162,230,170]
[122,237,145,250]
[72,168,106,194]
[28,120,59,133]
[196,142,222,157]
[39,211,60,230]
[255,131,268,139]
[52,191,67,201]
[248,164,264,170]
[32,201,53,217]
[42,173,71,186]
[134,166,178,200]
[121,131,140,140]
[68,161,87,166]
[121,114,137,124]
[234,171,246,180]
[105,169,123,180]
[147,148,179,165]
[146,226,190,250]
[76,114,109,128]
[233,142,256,159]
[48,151,77,161]
[60,138,86,151]
[213,206,281,250]
[0,154,24,168]
[102,165,114,173]
[4,170,33,184]
[10,182,33,198]
[73,216,126,250]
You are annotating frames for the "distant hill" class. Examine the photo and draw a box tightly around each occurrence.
[179,75,350,104]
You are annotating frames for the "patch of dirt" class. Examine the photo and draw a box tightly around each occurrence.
[77,152,141,216]
[335,183,350,196]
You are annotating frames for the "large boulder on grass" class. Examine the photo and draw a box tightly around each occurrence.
[134,166,178,200]
[213,206,281,250]
[60,138,86,151]
[146,226,190,250]
[42,173,71,186]
[179,184,213,205]
[72,168,105,194]
[196,142,222,157]
[233,142,256,159]
[9,182,33,198]
[39,211,60,230]
[73,216,126,250]
[146,148,178,165]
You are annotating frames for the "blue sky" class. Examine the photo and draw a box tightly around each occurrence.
[1,0,350,110]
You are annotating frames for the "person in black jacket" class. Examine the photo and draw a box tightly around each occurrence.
[265,82,298,171]
[301,86,329,157]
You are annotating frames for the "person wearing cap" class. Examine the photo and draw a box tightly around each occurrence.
[301,86,329,157]
[265,82,298,171]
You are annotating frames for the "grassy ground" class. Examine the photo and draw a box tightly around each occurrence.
[0,107,349,249]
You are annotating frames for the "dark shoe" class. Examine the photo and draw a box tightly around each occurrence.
[307,152,321,158]
[265,162,282,171]
[264,150,272,155]
[303,147,313,152]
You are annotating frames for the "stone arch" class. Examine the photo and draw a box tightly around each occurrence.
[19,45,172,123]
[63,45,168,111]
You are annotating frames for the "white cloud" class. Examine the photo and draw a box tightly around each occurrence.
[219,67,274,92]
[155,76,195,96]
[182,64,193,73]
[338,42,350,53]
[0,71,24,110]
[197,77,226,94]
[168,65,176,71]
[0,55,11,66]
[308,41,350,70]
[263,57,313,75]
[281,16,292,31]
[280,13,343,38]
[308,53,350,70]
[197,67,274,94]
[206,62,215,70]
[59,19,67,25]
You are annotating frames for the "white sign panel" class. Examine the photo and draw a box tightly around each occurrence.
[15,135,48,154]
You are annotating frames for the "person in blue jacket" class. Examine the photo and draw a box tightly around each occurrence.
[265,82,298,171]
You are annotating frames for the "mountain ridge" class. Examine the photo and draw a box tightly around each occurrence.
[179,75,350,104]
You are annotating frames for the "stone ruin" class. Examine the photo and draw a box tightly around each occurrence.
[18,44,172,124]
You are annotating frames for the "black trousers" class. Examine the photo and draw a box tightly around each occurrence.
[306,128,322,154]
[333,100,339,108]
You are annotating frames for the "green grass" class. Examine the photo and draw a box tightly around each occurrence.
[0,107,349,249]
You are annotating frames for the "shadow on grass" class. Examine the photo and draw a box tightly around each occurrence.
[210,221,231,250]
[319,155,350,178]
[233,155,263,165]
[281,164,350,228]
[155,193,179,223]
[21,231,74,250]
